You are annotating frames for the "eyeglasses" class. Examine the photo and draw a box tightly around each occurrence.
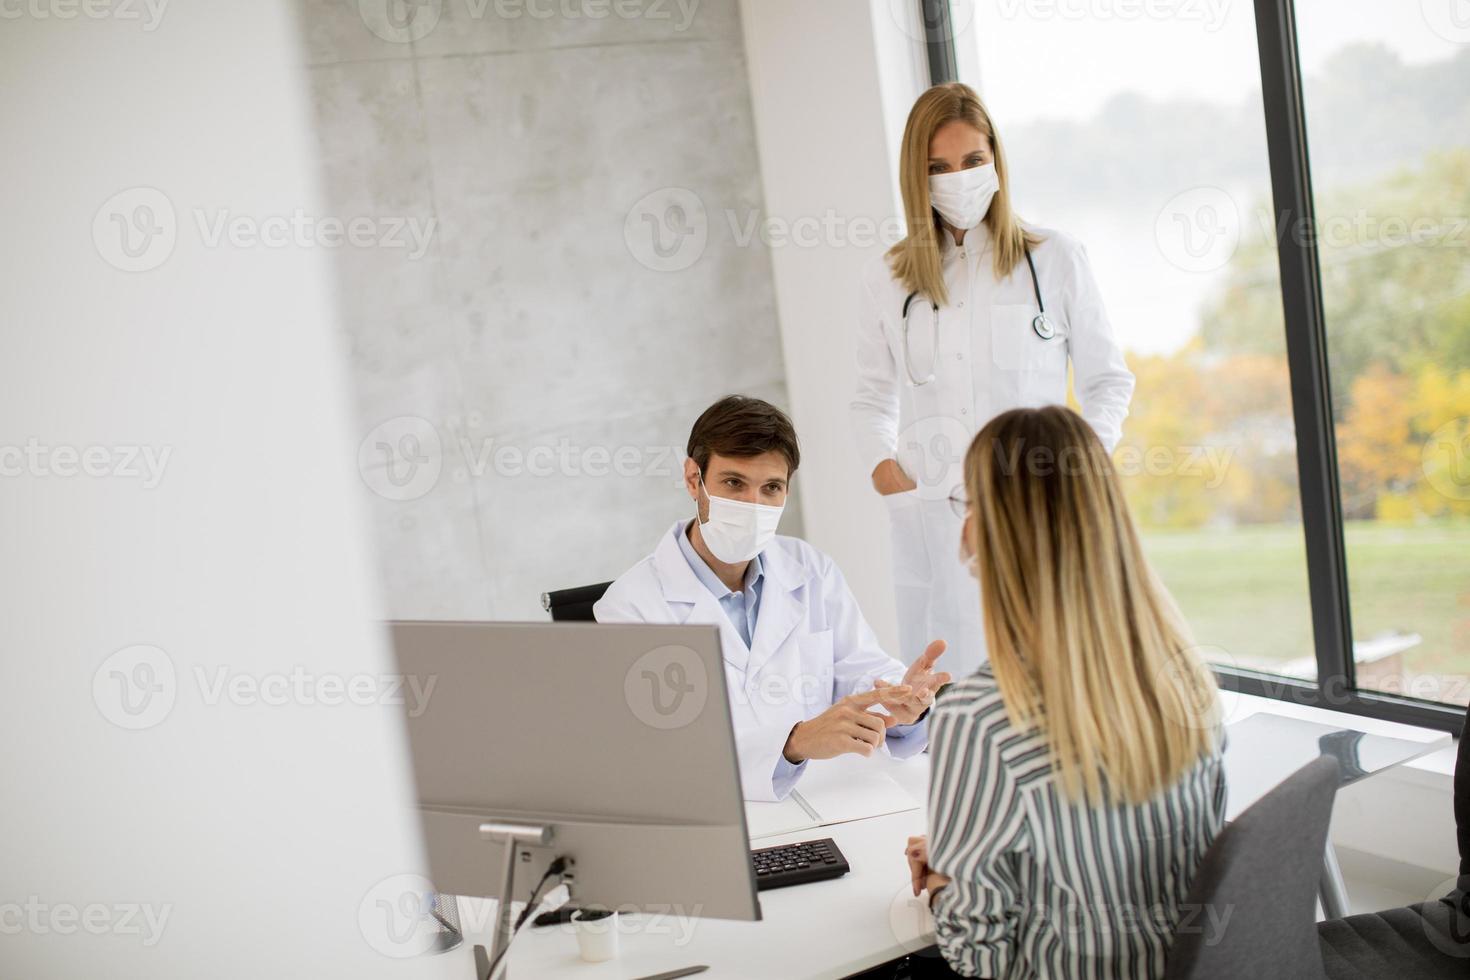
[947,488,970,520]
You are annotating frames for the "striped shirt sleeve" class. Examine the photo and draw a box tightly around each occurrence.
[927,694,1032,978]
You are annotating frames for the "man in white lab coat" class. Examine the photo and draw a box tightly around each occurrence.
[595,395,951,802]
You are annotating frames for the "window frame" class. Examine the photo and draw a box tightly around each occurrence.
[924,0,1466,735]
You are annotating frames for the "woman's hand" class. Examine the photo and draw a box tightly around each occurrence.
[905,835,952,899]
[872,458,918,496]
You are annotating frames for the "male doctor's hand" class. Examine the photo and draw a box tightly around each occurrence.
[875,640,952,726]
[782,688,912,764]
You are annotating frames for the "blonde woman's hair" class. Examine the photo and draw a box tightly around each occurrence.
[886,82,1042,307]
[963,407,1221,804]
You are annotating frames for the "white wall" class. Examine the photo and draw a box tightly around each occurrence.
[738,0,928,656]
[0,7,450,978]
[299,0,794,621]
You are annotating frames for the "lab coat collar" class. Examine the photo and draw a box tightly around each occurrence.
[650,520,806,677]
[650,521,750,671]
[939,222,994,258]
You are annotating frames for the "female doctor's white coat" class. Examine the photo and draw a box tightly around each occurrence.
[850,225,1135,679]
[593,521,926,802]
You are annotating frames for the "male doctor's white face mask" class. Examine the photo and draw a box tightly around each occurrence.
[696,477,783,564]
[928,162,999,231]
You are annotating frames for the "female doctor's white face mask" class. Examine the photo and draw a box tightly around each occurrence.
[928,162,999,231]
[696,478,783,564]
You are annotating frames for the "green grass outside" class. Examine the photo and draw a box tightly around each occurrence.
[1139,519,1470,704]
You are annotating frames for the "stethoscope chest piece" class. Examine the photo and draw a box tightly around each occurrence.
[1032,313,1056,341]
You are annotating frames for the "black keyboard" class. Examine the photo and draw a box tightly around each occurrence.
[750,837,850,890]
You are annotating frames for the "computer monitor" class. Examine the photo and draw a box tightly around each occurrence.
[387,620,761,936]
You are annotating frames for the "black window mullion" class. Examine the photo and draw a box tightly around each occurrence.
[1251,0,1355,700]
[920,0,958,85]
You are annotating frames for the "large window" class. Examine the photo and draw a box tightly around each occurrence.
[1294,1,1470,707]
[929,0,1468,728]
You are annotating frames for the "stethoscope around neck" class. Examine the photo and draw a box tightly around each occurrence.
[899,246,1056,388]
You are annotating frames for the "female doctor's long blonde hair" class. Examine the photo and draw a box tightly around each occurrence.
[963,407,1221,804]
[886,82,1042,308]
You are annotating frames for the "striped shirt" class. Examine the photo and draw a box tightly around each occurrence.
[927,668,1226,979]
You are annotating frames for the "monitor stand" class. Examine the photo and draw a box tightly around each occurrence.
[478,821,552,980]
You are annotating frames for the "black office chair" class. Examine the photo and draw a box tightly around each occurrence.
[540,582,612,622]
[1164,756,1341,980]
[1316,701,1470,979]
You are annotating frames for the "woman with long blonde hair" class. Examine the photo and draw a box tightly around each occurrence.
[902,406,1225,979]
[851,83,1135,679]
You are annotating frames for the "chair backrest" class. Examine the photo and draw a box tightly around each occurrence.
[1164,755,1341,980]
[540,582,612,622]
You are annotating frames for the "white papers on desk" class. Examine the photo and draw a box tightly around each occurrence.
[744,755,920,840]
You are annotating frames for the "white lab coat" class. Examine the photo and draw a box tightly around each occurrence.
[594,521,926,802]
[851,225,1135,679]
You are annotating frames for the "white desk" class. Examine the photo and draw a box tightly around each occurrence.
[468,697,1451,980]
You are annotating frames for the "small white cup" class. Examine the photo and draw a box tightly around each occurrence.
[571,908,619,963]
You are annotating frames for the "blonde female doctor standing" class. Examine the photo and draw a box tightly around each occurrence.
[851,83,1135,678]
